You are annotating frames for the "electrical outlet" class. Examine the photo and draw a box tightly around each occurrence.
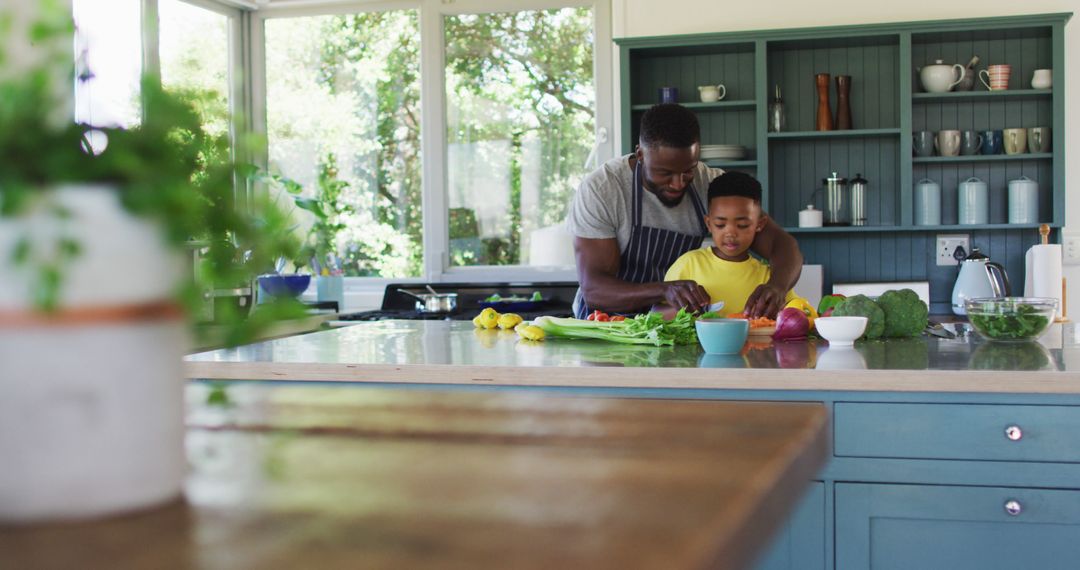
[936,234,970,266]
[1064,231,1080,265]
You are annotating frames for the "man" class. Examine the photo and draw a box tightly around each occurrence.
[565,103,802,319]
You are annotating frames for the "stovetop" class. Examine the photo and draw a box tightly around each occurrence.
[337,281,577,322]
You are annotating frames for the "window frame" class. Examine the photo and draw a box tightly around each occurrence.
[250,0,612,288]
[140,0,248,186]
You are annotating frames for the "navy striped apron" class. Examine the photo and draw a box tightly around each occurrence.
[576,161,709,319]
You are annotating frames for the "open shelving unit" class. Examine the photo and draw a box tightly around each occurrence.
[616,12,1067,311]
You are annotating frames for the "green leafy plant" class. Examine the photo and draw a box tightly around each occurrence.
[266,153,352,274]
[0,7,305,345]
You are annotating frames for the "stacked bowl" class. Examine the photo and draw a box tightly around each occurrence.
[700,144,746,161]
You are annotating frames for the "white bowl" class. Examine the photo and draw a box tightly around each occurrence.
[815,316,868,346]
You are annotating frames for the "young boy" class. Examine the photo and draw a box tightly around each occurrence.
[656,171,797,318]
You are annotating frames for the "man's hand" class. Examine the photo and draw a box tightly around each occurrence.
[662,280,710,314]
[744,283,787,318]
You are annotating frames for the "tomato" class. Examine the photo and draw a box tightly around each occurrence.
[587,310,611,322]
[610,315,625,322]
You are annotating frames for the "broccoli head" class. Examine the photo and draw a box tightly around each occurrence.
[877,288,929,338]
[831,294,885,339]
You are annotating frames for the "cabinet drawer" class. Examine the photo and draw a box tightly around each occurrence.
[836,483,1080,570]
[834,403,1080,462]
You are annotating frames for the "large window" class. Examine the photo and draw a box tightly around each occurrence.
[158,0,232,139]
[74,0,609,284]
[445,8,595,268]
[73,0,143,128]
[264,11,423,278]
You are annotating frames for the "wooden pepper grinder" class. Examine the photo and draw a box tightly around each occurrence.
[815,73,833,131]
[835,75,852,130]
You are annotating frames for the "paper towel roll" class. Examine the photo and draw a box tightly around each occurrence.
[1025,244,1062,318]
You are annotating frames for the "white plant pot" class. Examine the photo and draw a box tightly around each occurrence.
[0,184,188,523]
[0,320,187,522]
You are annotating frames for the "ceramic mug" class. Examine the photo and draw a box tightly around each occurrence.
[697,84,727,102]
[658,86,679,104]
[1031,69,1052,89]
[1028,126,1051,153]
[979,64,1011,90]
[913,131,935,157]
[980,130,1003,155]
[960,130,983,155]
[935,130,961,157]
[1003,127,1027,154]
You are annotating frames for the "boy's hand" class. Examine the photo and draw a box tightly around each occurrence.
[744,284,786,318]
[662,280,710,313]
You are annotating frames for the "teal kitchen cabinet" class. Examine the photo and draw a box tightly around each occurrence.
[616,13,1069,313]
[835,483,1080,569]
[754,482,826,570]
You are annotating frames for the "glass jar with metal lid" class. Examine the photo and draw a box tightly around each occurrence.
[822,172,849,226]
[849,173,868,226]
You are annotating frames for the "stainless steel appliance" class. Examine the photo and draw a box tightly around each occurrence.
[336,282,578,323]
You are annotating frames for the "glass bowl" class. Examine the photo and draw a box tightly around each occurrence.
[964,297,1057,342]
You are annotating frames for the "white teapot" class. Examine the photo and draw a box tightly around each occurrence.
[919,59,965,93]
[698,84,727,102]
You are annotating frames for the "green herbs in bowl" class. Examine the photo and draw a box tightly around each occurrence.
[965,297,1058,342]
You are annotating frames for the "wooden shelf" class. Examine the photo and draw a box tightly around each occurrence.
[767,128,901,140]
[786,223,1058,234]
[914,153,1053,164]
[703,159,756,169]
[785,226,906,234]
[631,100,755,111]
[917,223,1057,231]
[911,89,1051,102]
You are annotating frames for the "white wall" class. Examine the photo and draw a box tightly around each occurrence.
[612,0,1080,312]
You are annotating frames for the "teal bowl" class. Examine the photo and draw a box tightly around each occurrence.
[695,318,749,354]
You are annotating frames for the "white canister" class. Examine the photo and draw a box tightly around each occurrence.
[913,178,941,226]
[957,176,989,225]
[798,204,823,228]
[1008,176,1039,224]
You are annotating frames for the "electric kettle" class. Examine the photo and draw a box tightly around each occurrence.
[951,247,1011,316]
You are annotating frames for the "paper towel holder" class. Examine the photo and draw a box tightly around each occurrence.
[1040,223,1050,245]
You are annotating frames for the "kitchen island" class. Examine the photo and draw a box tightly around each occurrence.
[185,320,1080,394]
[0,386,828,570]
[186,321,1080,570]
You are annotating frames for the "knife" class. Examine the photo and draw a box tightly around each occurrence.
[924,320,956,339]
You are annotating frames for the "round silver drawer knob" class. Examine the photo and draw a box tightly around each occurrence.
[1005,500,1023,516]
[1005,425,1023,441]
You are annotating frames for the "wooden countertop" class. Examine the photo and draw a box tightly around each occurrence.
[185,321,1080,394]
[0,385,830,570]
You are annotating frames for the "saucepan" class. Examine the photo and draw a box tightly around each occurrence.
[397,287,458,313]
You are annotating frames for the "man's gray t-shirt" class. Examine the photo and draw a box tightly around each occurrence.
[565,154,723,254]
[564,154,723,315]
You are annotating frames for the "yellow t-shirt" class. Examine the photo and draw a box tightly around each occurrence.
[663,248,796,315]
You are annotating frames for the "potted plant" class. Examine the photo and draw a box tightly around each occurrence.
[0,6,302,522]
[264,153,352,310]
